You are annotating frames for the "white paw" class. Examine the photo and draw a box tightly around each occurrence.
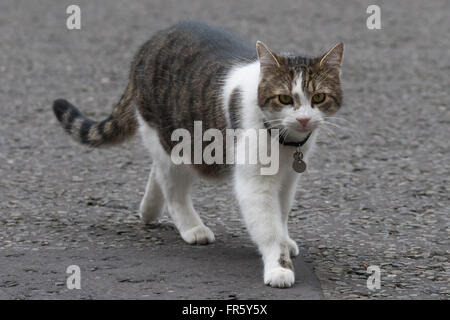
[139,203,163,224]
[287,237,299,257]
[264,267,295,288]
[181,225,215,245]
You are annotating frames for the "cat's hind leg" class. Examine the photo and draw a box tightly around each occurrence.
[139,165,165,224]
[138,116,214,245]
[154,160,215,245]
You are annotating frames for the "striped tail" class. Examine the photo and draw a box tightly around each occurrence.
[52,82,137,147]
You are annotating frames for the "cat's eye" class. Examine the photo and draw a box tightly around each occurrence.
[278,95,293,105]
[312,93,326,104]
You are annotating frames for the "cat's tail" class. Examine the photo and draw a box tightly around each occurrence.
[52,82,137,147]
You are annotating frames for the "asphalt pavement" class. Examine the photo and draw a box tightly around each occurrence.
[0,0,448,299]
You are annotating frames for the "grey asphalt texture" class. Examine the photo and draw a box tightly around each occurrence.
[0,0,449,299]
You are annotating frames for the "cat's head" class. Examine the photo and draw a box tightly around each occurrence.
[256,41,344,141]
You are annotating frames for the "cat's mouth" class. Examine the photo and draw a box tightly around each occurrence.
[263,119,314,146]
[263,118,319,137]
[295,127,312,133]
[286,127,313,143]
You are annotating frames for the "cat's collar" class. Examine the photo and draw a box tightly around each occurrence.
[263,120,312,148]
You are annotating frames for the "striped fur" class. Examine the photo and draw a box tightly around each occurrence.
[53,80,137,147]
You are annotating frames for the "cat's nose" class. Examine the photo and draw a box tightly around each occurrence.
[297,117,310,127]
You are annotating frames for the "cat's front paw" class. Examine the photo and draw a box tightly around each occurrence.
[287,237,299,257]
[264,267,295,288]
[181,225,215,245]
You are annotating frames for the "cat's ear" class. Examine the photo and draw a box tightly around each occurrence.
[319,42,344,68]
[256,41,280,68]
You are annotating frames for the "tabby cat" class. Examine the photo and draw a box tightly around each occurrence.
[53,21,344,288]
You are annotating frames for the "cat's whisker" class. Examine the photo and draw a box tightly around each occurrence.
[282,127,290,142]
[319,124,337,137]
[318,125,353,149]
[263,118,285,125]
[324,116,352,124]
[323,117,357,131]
[320,120,347,130]
[323,117,358,136]
[322,118,355,128]
[320,121,359,140]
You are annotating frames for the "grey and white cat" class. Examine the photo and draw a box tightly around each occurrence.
[53,21,344,288]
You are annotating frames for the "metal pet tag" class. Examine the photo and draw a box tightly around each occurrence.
[292,149,306,173]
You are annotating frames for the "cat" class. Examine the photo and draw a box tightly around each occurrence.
[52,21,344,288]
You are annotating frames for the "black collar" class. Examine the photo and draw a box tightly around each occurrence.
[263,120,312,147]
